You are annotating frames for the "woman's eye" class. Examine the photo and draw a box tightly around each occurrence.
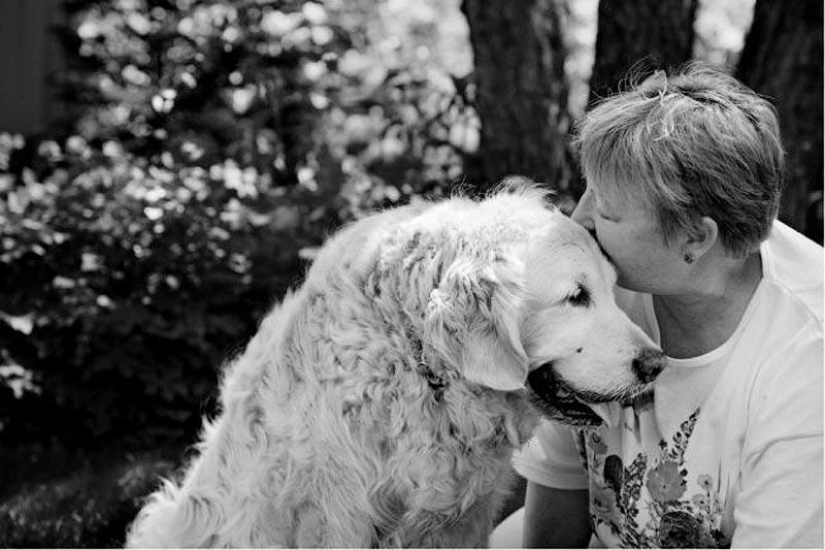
[567,284,591,307]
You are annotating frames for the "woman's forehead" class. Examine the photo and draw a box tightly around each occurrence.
[583,151,652,202]
[588,174,662,226]
[588,174,640,207]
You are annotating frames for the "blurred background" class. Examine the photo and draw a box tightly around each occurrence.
[0,0,821,545]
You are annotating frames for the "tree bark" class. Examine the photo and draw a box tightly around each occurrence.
[736,0,823,240]
[460,0,574,197]
[589,0,698,103]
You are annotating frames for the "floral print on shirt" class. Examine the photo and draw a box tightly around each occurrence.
[578,409,731,548]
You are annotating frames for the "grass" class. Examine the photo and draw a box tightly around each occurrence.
[0,445,180,547]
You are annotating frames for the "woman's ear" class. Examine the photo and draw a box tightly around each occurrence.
[684,216,719,260]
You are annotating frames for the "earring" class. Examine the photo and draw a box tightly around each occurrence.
[684,252,695,264]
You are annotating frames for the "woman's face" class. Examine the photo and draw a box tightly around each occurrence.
[571,180,687,294]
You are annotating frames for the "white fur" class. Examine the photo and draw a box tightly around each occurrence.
[126,184,659,547]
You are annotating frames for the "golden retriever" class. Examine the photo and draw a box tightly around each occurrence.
[125,182,665,547]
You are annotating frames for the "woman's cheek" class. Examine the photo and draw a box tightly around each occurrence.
[594,225,616,254]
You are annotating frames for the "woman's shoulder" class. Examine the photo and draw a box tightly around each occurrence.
[761,221,823,326]
[731,235,822,403]
[726,221,822,388]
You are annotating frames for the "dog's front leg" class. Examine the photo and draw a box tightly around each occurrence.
[397,499,498,548]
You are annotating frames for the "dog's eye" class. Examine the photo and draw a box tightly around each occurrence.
[567,284,591,307]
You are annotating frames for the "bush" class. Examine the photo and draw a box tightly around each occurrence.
[0,131,346,445]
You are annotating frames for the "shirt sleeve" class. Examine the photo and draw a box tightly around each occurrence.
[732,326,824,548]
[512,419,589,490]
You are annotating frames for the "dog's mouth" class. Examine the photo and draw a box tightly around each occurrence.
[526,363,648,427]
[526,364,603,426]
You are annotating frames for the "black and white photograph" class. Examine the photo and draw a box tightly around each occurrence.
[0,0,822,547]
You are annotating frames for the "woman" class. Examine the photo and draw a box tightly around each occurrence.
[495,64,823,548]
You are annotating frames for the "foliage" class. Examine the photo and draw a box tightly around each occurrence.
[0,131,314,445]
[694,0,755,67]
[0,0,476,448]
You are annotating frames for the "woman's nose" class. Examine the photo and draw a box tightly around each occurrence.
[571,188,595,230]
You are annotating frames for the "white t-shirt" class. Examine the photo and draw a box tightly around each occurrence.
[514,221,824,548]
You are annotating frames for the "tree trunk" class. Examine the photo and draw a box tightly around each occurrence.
[736,0,823,241]
[589,0,698,103]
[460,0,574,197]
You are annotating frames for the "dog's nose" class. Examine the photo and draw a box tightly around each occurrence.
[632,349,667,383]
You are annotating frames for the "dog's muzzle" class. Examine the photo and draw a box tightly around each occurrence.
[527,350,667,427]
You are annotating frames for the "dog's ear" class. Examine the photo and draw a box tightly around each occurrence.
[426,252,529,391]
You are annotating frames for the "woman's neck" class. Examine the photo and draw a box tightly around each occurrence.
[653,252,763,359]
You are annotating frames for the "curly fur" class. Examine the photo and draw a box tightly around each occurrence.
[126,182,661,547]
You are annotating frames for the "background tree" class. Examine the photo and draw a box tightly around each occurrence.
[461,0,574,197]
[736,0,823,239]
[588,0,699,103]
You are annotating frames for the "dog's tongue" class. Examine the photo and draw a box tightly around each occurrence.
[579,400,621,428]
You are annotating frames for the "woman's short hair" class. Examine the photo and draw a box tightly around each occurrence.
[574,62,784,257]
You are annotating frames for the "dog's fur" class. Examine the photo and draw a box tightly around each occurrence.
[126,183,664,547]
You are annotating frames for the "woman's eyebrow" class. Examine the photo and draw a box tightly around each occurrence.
[594,195,617,215]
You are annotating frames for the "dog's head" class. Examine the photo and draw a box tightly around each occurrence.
[370,184,664,426]
[519,215,666,425]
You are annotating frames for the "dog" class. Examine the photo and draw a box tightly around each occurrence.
[125,182,665,547]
